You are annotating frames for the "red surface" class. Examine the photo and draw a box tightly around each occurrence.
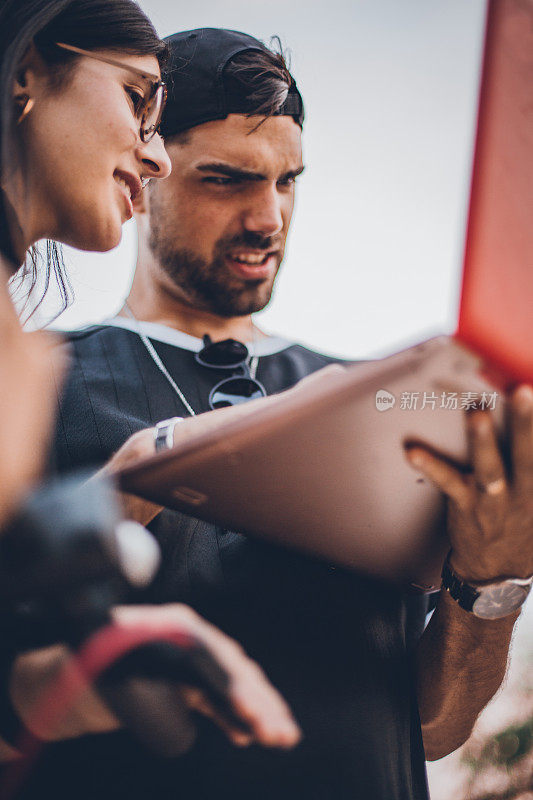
[456,0,533,389]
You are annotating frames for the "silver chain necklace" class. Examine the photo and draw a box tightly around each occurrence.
[123,302,259,417]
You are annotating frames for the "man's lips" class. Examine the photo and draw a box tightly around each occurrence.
[224,250,278,280]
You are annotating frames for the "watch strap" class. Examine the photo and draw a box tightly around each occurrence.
[441,557,480,612]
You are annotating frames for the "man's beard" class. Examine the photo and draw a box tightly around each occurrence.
[149,229,282,318]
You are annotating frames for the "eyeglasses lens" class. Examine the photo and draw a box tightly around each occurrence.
[142,83,166,141]
[209,377,266,409]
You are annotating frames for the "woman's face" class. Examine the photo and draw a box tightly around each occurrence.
[15,48,171,253]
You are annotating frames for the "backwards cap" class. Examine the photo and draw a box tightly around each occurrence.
[160,28,304,138]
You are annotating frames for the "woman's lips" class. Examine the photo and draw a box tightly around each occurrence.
[114,177,133,221]
[113,171,142,222]
[225,251,277,280]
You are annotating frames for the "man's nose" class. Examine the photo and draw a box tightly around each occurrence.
[242,184,283,238]
[136,133,172,180]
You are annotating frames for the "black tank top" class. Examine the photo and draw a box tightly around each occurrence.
[25,324,430,800]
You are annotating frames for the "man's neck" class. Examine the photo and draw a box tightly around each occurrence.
[121,259,262,344]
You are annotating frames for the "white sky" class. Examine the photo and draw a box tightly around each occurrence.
[40,0,487,359]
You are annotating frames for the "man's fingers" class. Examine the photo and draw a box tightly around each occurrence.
[465,411,508,499]
[510,385,533,493]
[405,447,470,510]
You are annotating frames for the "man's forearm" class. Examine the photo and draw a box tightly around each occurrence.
[416,590,519,761]
[408,389,533,761]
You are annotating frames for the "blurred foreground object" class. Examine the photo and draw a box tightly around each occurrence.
[0,272,65,528]
[0,475,159,650]
[0,476,246,761]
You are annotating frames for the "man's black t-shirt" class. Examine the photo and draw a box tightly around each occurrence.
[28,321,429,800]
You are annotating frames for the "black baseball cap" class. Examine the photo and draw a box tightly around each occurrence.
[160,28,304,138]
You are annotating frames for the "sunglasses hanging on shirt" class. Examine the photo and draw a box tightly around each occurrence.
[123,302,266,415]
[195,335,266,410]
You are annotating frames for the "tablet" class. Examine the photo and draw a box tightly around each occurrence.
[119,337,503,587]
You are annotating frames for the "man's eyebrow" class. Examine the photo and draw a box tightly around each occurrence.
[196,162,305,181]
[196,163,265,181]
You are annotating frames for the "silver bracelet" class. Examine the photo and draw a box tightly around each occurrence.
[154,417,185,452]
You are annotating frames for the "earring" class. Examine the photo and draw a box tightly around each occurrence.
[16,96,34,124]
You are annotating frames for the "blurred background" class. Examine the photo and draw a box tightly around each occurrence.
[26,1,533,796]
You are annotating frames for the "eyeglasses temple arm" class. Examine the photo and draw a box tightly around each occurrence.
[55,42,162,83]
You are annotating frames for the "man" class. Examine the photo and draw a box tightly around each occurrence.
[45,28,533,800]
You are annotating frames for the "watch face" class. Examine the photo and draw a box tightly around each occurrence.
[472,583,529,619]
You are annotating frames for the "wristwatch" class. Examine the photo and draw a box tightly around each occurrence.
[441,555,533,619]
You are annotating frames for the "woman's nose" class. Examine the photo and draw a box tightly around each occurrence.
[136,133,172,180]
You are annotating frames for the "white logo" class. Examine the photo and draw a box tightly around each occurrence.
[375,389,396,412]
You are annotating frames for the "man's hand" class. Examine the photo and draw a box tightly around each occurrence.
[96,429,164,526]
[406,385,533,581]
[407,385,533,759]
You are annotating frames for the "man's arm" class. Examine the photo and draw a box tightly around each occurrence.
[408,386,533,760]
[416,590,518,759]
[99,365,346,526]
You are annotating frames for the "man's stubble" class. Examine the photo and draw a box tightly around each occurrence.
[148,208,282,319]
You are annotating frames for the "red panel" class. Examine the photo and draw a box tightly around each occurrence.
[456,0,533,389]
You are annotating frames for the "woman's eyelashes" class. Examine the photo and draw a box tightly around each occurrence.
[124,85,145,116]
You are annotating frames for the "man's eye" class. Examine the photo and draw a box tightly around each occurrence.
[278,176,296,188]
[202,176,235,186]
[125,87,145,115]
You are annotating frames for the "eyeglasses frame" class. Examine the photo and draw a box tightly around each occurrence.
[55,42,167,142]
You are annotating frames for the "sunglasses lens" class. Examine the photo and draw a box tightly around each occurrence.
[142,83,166,141]
[197,339,249,369]
[210,377,266,409]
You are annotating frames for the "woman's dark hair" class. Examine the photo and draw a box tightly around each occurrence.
[0,0,167,320]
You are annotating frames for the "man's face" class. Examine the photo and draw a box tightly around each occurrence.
[147,114,304,317]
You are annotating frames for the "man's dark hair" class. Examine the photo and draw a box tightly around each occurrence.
[224,38,293,120]
[0,0,166,317]
[169,39,295,146]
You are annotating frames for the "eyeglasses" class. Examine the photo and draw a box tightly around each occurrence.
[55,42,167,142]
[195,336,267,410]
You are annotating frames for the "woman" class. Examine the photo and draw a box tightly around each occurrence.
[0,0,299,754]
